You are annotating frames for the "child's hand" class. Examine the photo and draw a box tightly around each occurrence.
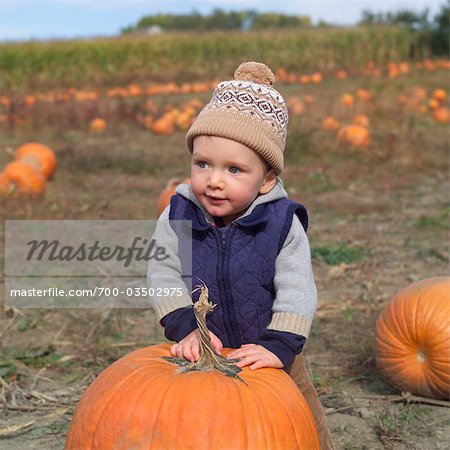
[170,329,223,362]
[227,344,284,370]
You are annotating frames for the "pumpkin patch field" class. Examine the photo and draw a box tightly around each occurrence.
[0,28,449,449]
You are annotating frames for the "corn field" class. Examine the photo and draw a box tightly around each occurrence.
[0,26,424,92]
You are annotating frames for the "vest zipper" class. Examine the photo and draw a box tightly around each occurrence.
[216,226,242,348]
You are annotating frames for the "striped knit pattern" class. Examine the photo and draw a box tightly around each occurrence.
[268,311,313,338]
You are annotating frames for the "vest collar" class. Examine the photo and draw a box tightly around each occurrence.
[235,204,271,227]
[187,202,270,230]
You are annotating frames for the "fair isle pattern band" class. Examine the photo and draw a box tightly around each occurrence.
[202,80,289,142]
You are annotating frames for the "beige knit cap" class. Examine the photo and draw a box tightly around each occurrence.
[186,61,288,175]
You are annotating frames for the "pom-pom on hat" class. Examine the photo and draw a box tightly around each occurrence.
[186,61,288,175]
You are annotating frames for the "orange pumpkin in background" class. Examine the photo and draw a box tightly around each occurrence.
[341,93,354,107]
[356,88,373,102]
[433,107,450,124]
[352,114,370,128]
[310,72,323,84]
[156,178,191,216]
[15,142,57,179]
[89,118,107,133]
[299,75,310,85]
[432,88,447,102]
[0,161,46,197]
[428,98,440,110]
[375,277,450,399]
[322,116,340,131]
[152,117,175,135]
[337,125,371,148]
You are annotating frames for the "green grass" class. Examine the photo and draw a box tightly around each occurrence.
[412,208,450,230]
[311,242,369,265]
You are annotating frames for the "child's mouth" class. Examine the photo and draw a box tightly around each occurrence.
[206,194,226,204]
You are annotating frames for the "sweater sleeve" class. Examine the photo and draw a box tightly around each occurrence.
[147,206,197,341]
[258,214,317,367]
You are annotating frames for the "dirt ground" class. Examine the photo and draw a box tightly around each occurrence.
[1,69,449,449]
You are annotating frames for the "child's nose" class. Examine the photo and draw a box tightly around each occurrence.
[208,170,224,188]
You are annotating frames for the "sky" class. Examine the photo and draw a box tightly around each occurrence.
[0,0,444,42]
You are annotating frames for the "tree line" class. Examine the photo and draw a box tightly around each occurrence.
[122,3,449,55]
[121,10,311,33]
[360,1,449,54]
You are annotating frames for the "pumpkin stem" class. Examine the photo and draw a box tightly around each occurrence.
[163,284,245,383]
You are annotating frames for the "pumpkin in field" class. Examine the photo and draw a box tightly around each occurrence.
[375,277,450,399]
[322,116,340,131]
[341,93,354,107]
[156,177,190,216]
[15,142,57,179]
[89,118,107,133]
[287,97,306,115]
[337,125,370,148]
[152,117,175,135]
[66,288,319,450]
[356,88,373,102]
[310,72,323,84]
[352,114,370,128]
[428,98,440,110]
[432,88,447,102]
[0,161,46,197]
[433,107,450,124]
[299,75,310,85]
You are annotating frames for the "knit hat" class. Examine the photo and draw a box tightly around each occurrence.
[186,61,288,175]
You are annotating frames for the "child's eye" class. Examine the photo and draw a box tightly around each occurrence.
[229,166,240,174]
[197,161,209,168]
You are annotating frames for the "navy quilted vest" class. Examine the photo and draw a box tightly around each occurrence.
[169,195,308,349]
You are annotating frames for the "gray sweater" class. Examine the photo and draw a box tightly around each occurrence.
[147,177,318,339]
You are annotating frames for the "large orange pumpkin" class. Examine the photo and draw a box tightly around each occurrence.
[15,142,57,179]
[375,277,450,399]
[67,288,319,449]
[65,342,319,449]
[156,178,191,216]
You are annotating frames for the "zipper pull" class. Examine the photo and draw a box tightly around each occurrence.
[220,228,228,248]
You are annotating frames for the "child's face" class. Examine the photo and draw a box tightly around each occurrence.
[191,136,276,225]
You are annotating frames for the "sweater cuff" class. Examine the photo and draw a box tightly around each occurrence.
[258,329,306,368]
[268,311,313,338]
[153,292,193,322]
[160,306,197,342]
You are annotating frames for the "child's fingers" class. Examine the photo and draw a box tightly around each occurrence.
[209,332,223,353]
[227,347,257,359]
[183,344,194,362]
[228,344,259,358]
[172,344,184,359]
[235,353,261,368]
[249,360,268,370]
[191,340,200,362]
[170,343,179,357]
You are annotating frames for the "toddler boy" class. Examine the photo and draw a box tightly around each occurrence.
[148,61,334,449]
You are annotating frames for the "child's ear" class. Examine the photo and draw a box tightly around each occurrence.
[259,169,277,194]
